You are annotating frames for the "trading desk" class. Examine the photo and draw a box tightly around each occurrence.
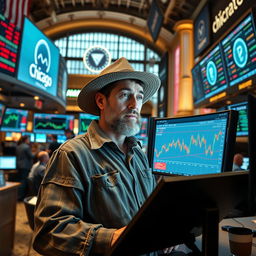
[0,182,19,256]
[196,217,256,255]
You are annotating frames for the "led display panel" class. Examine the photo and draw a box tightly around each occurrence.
[227,102,248,137]
[221,13,256,88]
[198,44,228,101]
[1,108,28,132]
[17,18,60,97]
[33,113,74,134]
[0,14,21,76]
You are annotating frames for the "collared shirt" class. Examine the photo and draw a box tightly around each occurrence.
[33,120,158,256]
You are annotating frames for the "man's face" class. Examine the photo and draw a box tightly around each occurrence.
[99,80,144,136]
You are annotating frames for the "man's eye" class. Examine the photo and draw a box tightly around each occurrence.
[137,95,144,100]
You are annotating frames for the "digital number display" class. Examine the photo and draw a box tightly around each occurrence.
[221,14,256,87]
[0,14,21,76]
[199,44,228,100]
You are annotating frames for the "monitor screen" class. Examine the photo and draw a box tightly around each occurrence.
[1,108,28,132]
[35,133,47,143]
[227,102,248,136]
[198,44,228,101]
[149,111,238,176]
[0,14,21,76]
[78,113,99,134]
[192,64,204,105]
[22,132,35,142]
[57,134,66,144]
[33,113,74,134]
[0,102,5,126]
[0,156,16,170]
[17,17,60,97]
[221,13,256,88]
[241,157,249,170]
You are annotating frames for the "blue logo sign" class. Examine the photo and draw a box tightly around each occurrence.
[83,45,111,73]
[206,61,217,86]
[233,38,248,68]
[17,18,59,97]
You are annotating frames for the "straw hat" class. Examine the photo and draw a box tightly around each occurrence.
[77,57,161,115]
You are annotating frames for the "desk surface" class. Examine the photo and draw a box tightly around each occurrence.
[0,181,19,192]
[196,217,256,255]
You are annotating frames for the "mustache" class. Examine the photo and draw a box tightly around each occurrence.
[123,110,140,117]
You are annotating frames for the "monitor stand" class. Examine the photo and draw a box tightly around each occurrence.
[184,208,219,256]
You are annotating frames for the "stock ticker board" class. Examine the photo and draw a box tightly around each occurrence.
[221,13,256,87]
[0,14,20,76]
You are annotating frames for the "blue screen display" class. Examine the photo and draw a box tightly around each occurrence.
[1,108,28,132]
[198,44,228,100]
[221,13,256,87]
[152,112,229,176]
[17,18,59,97]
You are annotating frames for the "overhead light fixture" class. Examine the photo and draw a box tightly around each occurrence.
[34,96,40,100]
[20,103,25,107]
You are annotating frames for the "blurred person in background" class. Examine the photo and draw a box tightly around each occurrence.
[232,153,244,171]
[48,134,61,157]
[27,151,49,196]
[16,135,38,200]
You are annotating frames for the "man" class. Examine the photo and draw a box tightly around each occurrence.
[232,153,244,171]
[33,58,184,256]
[27,151,49,196]
[47,134,61,157]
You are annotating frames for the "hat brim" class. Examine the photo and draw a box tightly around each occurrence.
[77,71,161,115]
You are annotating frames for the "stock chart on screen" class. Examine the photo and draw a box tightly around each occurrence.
[152,112,229,176]
[33,113,74,134]
[1,108,28,132]
[221,13,256,87]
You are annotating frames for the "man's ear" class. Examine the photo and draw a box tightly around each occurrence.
[95,92,105,111]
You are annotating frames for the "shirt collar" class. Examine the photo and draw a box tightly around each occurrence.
[87,120,140,150]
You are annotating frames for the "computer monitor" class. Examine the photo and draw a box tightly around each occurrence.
[148,111,238,176]
[57,134,66,144]
[35,133,47,143]
[227,102,248,137]
[22,132,35,142]
[0,156,16,170]
[108,171,248,256]
[241,157,249,171]
[78,113,99,134]
[1,108,28,132]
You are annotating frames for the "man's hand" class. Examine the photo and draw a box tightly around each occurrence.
[111,226,126,246]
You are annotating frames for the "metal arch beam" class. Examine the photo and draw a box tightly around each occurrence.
[163,0,176,24]
[42,17,170,53]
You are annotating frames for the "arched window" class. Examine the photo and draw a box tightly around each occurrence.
[54,32,160,76]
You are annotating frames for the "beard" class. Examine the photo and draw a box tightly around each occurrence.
[110,110,141,136]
